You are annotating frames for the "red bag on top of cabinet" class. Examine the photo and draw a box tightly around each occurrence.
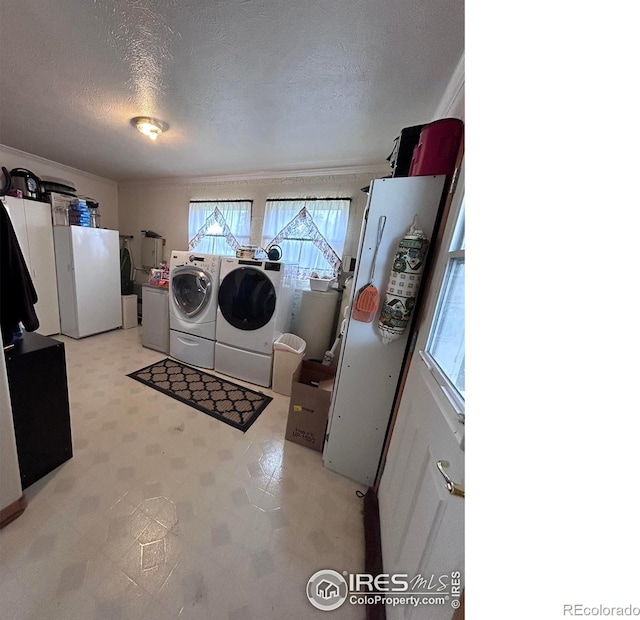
[408,118,463,177]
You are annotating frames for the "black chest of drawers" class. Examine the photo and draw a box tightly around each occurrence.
[4,332,73,489]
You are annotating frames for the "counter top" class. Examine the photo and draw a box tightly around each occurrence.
[143,282,169,290]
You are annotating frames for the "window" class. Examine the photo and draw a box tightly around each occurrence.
[425,196,465,413]
[188,201,251,256]
[261,199,350,279]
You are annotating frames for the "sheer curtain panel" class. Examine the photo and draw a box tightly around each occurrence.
[188,201,251,256]
[261,199,350,279]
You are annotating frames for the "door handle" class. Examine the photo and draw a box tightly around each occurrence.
[436,460,465,498]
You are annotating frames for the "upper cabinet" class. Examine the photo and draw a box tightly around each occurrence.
[3,196,60,336]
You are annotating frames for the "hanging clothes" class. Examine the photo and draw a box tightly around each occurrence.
[1,201,39,344]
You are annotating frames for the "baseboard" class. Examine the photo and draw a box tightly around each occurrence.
[0,494,27,529]
[364,487,385,620]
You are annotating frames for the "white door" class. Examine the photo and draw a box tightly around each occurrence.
[3,197,29,256]
[24,201,61,335]
[378,164,465,620]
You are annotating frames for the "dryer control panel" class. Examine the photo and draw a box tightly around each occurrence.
[170,250,219,274]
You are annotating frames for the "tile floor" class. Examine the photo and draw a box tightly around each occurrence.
[0,327,366,619]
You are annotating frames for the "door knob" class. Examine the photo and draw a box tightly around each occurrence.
[436,460,465,498]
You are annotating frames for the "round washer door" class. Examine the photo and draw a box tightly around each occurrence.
[171,268,213,318]
[218,267,276,330]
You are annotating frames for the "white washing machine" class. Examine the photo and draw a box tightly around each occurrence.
[169,251,220,369]
[215,257,296,387]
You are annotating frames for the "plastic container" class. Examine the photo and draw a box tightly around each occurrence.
[236,245,260,259]
[149,268,163,283]
[309,277,336,292]
[272,333,307,396]
[69,199,91,227]
[121,294,138,329]
[53,204,69,226]
[89,210,101,228]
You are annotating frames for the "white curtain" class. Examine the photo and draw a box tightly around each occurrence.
[188,201,251,256]
[261,199,350,279]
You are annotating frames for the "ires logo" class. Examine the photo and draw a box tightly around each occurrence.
[306,570,348,611]
[348,571,462,594]
[307,570,463,612]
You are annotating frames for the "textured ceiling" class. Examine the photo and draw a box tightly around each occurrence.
[0,0,464,182]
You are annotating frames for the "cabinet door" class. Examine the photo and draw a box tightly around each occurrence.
[3,196,30,268]
[23,202,61,335]
[142,286,169,353]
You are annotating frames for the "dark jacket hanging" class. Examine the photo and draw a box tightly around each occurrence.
[1,201,39,344]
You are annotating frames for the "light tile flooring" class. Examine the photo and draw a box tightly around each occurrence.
[1,327,366,619]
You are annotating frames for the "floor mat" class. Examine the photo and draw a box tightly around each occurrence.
[127,358,272,432]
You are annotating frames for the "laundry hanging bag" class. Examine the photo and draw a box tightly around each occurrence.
[378,216,429,344]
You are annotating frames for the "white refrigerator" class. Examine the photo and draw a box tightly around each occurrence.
[53,226,122,338]
[323,175,446,486]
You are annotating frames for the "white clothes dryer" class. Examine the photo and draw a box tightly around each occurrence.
[215,257,296,387]
[169,251,220,369]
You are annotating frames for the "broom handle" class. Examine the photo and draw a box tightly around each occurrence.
[369,216,386,281]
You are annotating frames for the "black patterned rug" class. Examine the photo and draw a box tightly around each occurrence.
[127,358,272,432]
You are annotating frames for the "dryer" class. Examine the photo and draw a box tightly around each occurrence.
[215,257,296,387]
[169,251,220,369]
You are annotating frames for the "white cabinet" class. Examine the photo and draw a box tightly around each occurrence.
[142,284,169,353]
[3,196,60,336]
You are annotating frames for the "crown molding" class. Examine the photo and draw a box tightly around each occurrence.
[0,144,118,185]
[118,163,389,189]
[1,142,389,189]
[434,52,465,120]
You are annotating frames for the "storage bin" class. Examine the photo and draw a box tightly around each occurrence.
[121,294,138,329]
[272,333,306,396]
[309,277,336,292]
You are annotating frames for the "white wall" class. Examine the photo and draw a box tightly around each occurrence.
[1,145,119,230]
[117,168,389,280]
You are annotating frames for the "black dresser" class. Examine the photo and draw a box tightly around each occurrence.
[4,332,73,489]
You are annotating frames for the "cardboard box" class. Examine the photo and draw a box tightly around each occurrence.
[285,360,336,452]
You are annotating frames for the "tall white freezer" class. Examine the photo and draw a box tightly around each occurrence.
[53,226,122,338]
[323,176,445,486]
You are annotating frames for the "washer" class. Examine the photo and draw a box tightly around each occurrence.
[169,251,220,369]
[215,257,296,387]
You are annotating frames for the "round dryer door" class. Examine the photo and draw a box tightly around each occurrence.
[218,267,276,330]
[172,268,212,318]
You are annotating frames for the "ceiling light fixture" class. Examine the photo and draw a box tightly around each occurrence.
[131,116,169,141]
